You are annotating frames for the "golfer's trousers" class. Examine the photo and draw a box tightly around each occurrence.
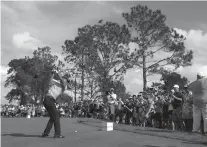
[43,95,61,135]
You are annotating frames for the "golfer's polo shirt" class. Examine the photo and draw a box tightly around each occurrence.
[188,78,207,106]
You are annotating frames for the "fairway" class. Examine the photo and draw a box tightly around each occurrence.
[1,118,206,147]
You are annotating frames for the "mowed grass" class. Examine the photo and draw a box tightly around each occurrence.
[1,117,206,147]
[1,117,98,147]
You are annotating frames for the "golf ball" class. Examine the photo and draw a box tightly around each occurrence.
[75,130,77,132]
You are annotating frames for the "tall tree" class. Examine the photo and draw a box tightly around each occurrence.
[62,21,131,97]
[4,58,34,104]
[122,5,193,91]
[90,21,131,83]
[4,47,65,104]
[62,25,94,100]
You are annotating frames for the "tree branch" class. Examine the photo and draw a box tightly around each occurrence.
[146,51,176,71]
[145,45,167,57]
[146,60,158,64]
[108,65,125,79]
[134,61,143,68]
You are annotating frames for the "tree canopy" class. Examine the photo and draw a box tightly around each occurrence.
[62,21,132,97]
[122,5,193,91]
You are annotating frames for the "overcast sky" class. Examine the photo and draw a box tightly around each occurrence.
[1,1,207,104]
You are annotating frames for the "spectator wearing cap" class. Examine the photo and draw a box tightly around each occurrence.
[171,84,184,131]
[93,99,100,118]
[145,93,155,127]
[105,91,111,120]
[162,94,171,129]
[168,90,174,117]
[153,96,163,128]
[115,97,124,124]
[132,95,138,126]
[137,94,147,127]
[182,84,193,132]
[188,72,207,134]
[125,96,133,125]
[108,88,117,122]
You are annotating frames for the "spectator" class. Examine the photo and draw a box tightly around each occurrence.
[124,98,133,125]
[108,88,117,122]
[168,90,174,130]
[138,94,147,127]
[182,84,193,132]
[145,94,155,127]
[188,72,207,134]
[115,97,124,124]
[171,85,184,131]
[132,95,138,126]
[153,96,163,128]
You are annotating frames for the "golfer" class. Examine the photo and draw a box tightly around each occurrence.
[41,69,66,138]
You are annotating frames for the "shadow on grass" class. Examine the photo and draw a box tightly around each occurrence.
[142,145,163,147]
[2,133,44,138]
[143,145,185,147]
[182,141,207,146]
[136,128,173,133]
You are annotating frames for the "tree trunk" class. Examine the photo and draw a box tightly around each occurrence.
[143,53,147,91]
[36,95,38,105]
[81,70,84,101]
[90,80,93,99]
[102,72,108,96]
[20,93,26,105]
[74,78,77,102]
[81,53,84,101]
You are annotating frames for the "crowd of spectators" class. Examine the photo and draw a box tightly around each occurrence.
[0,85,198,132]
[1,104,46,117]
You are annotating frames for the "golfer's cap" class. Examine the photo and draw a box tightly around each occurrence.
[173,85,179,88]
